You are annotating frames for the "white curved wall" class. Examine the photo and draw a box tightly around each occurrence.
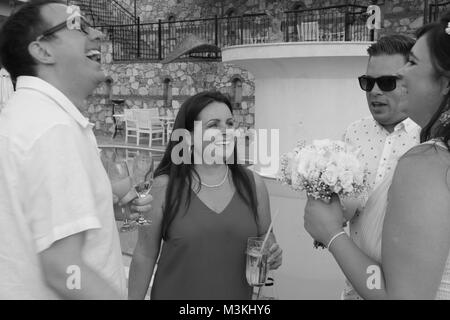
[223,42,373,299]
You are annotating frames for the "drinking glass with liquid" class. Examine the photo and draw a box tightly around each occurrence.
[246,236,269,298]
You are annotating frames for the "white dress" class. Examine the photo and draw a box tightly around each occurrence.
[343,140,450,300]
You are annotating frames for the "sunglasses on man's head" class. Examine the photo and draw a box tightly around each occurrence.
[36,16,91,41]
[358,75,399,92]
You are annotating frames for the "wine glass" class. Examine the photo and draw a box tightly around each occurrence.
[107,159,135,233]
[131,151,153,226]
[245,236,269,300]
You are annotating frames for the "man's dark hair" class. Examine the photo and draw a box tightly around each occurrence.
[0,0,65,81]
[367,34,416,61]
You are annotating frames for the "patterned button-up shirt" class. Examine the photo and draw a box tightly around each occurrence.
[344,117,421,191]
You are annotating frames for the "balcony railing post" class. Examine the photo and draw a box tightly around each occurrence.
[240,15,244,45]
[215,15,219,46]
[215,15,219,59]
[285,12,289,42]
[137,17,141,58]
[158,19,162,60]
[344,6,350,41]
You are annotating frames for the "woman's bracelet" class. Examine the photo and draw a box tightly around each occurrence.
[326,231,347,250]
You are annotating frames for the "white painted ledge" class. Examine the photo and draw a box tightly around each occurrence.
[223,41,374,61]
[222,42,373,78]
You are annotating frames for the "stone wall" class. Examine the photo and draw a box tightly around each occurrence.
[124,0,428,36]
[86,0,435,136]
[87,42,255,136]
[381,0,425,36]
[122,0,373,22]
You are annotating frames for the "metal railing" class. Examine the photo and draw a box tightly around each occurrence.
[87,4,371,62]
[285,5,371,42]
[429,1,450,22]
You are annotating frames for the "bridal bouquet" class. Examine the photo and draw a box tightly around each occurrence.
[278,139,369,248]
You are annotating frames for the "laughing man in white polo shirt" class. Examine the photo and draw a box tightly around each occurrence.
[0,1,150,299]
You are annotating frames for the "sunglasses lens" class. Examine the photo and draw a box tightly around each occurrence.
[377,77,397,92]
[358,76,397,92]
[359,76,374,92]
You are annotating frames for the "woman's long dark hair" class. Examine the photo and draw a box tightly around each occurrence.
[416,13,450,149]
[154,91,258,240]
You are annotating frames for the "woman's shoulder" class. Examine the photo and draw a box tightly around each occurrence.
[396,142,450,190]
[400,141,450,166]
[239,166,266,190]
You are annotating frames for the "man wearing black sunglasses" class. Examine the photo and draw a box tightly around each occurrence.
[0,1,135,299]
[340,35,421,300]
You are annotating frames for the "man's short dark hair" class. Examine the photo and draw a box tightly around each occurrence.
[367,34,416,61]
[0,0,65,82]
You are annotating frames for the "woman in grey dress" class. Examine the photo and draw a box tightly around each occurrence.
[128,91,282,300]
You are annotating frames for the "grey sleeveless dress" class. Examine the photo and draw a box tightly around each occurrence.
[151,178,259,300]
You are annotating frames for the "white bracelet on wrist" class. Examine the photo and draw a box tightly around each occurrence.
[326,231,346,250]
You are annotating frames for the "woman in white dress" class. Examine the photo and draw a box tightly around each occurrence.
[304,13,450,299]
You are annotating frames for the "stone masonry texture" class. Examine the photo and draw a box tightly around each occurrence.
[85,0,433,136]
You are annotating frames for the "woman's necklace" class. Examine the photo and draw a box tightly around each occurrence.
[195,166,229,188]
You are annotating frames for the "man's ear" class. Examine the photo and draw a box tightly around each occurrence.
[440,75,450,96]
[28,41,55,65]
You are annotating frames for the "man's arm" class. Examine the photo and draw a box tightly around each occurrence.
[39,231,123,300]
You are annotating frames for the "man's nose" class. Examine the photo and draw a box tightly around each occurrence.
[89,27,106,41]
[370,82,383,95]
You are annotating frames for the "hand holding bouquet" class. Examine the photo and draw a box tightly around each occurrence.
[278,139,369,248]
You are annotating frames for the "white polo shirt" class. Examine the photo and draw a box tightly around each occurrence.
[0,76,126,299]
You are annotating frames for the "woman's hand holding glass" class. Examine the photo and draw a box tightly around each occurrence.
[131,152,154,226]
[107,159,136,232]
[102,151,152,231]
[117,189,153,226]
[267,242,283,270]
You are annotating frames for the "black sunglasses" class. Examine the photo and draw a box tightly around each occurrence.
[36,16,91,41]
[358,75,399,92]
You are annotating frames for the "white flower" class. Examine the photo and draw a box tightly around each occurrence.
[308,169,320,180]
[322,165,339,186]
[278,139,368,200]
[313,139,332,149]
[340,170,354,192]
[353,171,365,186]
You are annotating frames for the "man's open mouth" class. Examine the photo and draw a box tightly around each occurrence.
[371,102,387,108]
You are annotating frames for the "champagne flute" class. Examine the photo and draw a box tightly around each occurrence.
[245,236,269,300]
[107,159,135,232]
[131,152,153,226]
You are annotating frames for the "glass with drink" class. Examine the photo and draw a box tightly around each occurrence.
[130,152,153,226]
[107,159,135,232]
[246,236,269,293]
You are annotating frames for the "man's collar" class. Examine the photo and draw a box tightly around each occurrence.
[16,76,91,129]
[374,117,420,135]
[395,118,420,134]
